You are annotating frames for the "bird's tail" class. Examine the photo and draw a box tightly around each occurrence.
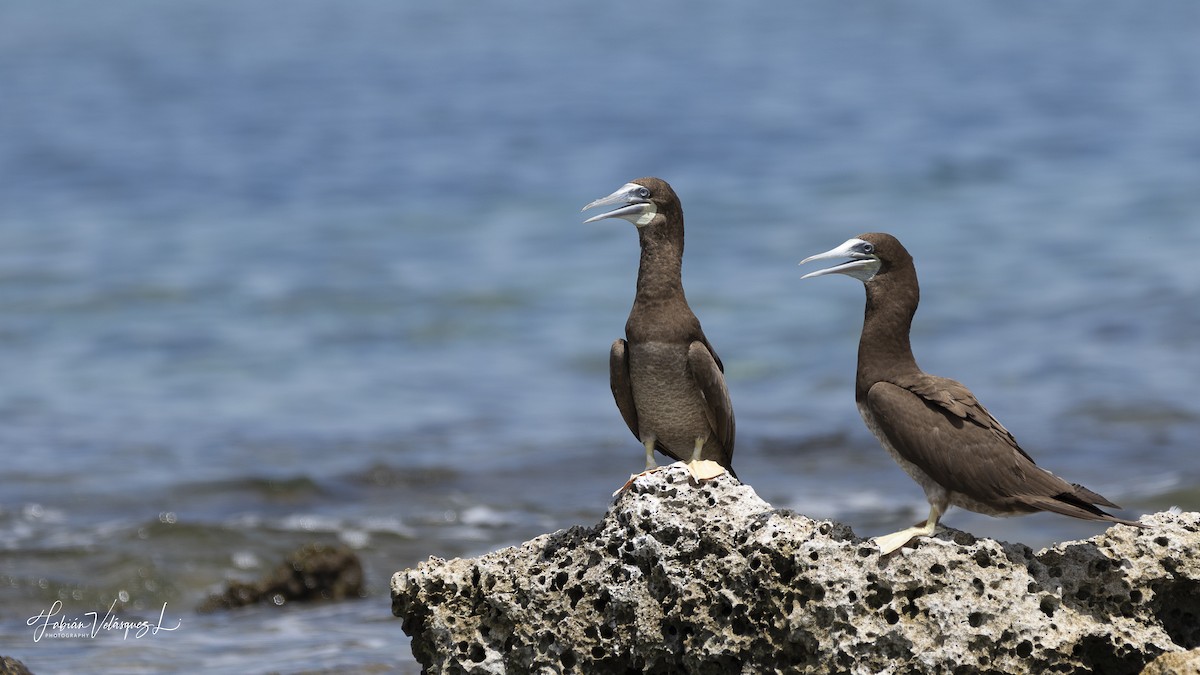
[1021,491,1147,528]
[1068,482,1121,509]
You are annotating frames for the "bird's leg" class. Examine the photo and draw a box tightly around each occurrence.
[643,438,658,472]
[873,504,942,555]
[613,437,664,496]
[685,436,726,481]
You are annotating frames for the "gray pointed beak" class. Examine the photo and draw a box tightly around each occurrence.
[581,183,653,224]
[799,238,881,281]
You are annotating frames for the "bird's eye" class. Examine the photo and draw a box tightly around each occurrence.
[636,187,650,199]
[861,242,875,254]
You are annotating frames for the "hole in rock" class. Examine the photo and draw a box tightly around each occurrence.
[1153,579,1200,648]
[469,644,486,663]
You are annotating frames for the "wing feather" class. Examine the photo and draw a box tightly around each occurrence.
[687,340,736,466]
[868,380,1072,505]
[608,339,640,441]
[866,378,1141,524]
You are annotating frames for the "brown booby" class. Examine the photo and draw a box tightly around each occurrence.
[800,232,1143,553]
[582,177,736,484]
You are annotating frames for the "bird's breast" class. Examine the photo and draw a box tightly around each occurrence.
[627,341,712,455]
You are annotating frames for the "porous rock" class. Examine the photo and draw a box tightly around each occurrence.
[391,464,1199,674]
[0,656,34,675]
[1141,648,1200,675]
[199,542,364,613]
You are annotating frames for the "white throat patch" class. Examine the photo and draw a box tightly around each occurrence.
[634,202,657,227]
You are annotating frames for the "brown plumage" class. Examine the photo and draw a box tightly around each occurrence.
[583,177,736,481]
[802,232,1142,552]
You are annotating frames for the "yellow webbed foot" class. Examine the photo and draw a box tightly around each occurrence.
[685,459,726,482]
[873,505,942,555]
[873,528,923,555]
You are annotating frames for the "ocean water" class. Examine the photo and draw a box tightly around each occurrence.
[2,2,1199,672]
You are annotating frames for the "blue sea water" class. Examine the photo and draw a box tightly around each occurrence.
[1,2,1199,672]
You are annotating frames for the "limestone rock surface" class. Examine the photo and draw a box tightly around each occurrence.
[1141,648,1200,675]
[392,464,1199,674]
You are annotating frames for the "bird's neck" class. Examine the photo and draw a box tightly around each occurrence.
[856,269,921,398]
[634,226,685,302]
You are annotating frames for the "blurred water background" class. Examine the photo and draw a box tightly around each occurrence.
[2,2,1199,672]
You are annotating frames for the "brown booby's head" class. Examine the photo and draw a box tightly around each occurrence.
[581,177,678,228]
[799,232,911,283]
